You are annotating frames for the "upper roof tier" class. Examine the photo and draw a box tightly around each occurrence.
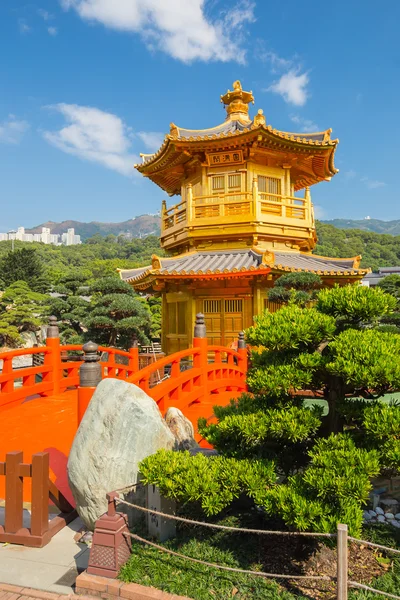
[135,81,338,195]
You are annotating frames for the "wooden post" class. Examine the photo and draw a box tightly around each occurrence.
[78,341,102,424]
[31,452,49,537]
[128,335,139,374]
[5,451,23,533]
[1,357,14,394]
[193,313,208,399]
[44,316,61,395]
[337,523,348,600]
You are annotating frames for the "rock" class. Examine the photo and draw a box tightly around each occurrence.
[381,498,399,509]
[363,511,372,521]
[395,513,400,520]
[376,506,385,515]
[369,510,377,517]
[68,378,175,530]
[390,520,400,528]
[165,407,199,451]
[377,515,386,523]
[385,513,395,520]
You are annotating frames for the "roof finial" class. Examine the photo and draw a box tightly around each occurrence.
[220,80,254,122]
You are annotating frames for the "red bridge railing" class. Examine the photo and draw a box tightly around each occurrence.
[0,314,248,427]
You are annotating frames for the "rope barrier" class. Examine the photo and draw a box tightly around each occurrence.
[348,537,400,556]
[349,581,400,599]
[124,531,334,582]
[115,497,336,538]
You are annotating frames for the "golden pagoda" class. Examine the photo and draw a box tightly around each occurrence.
[120,81,368,353]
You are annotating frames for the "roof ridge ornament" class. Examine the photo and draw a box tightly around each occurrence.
[220,80,254,122]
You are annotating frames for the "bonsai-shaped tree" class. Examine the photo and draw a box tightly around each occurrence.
[0,281,48,347]
[267,271,322,307]
[49,269,91,343]
[140,284,400,535]
[85,276,152,348]
[376,274,400,333]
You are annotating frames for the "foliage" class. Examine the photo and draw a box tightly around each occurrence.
[0,281,48,346]
[85,276,152,348]
[317,284,396,326]
[377,274,400,300]
[0,247,49,292]
[48,270,91,343]
[362,404,400,472]
[314,221,400,272]
[268,272,322,306]
[139,449,276,516]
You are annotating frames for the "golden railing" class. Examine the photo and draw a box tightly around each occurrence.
[161,186,313,232]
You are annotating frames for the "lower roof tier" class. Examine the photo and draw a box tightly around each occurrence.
[119,249,368,291]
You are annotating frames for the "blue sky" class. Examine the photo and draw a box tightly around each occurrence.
[1,0,399,230]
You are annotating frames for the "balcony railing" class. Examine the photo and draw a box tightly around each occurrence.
[161,181,313,234]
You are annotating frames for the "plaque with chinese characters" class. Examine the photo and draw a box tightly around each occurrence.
[207,150,244,166]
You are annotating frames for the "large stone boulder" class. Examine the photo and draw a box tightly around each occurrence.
[165,407,199,451]
[67,378,175,530]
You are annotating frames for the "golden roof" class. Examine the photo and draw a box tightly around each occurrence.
[136,81,338,195]
[120,249,368,291]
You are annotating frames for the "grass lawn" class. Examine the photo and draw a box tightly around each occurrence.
[119,509,400,600]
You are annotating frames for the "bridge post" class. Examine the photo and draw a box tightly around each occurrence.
[193,313,208,401]
[44,316,61,395]
[78,341,102,424]
[237,331,248,374]
[128,334,139,375]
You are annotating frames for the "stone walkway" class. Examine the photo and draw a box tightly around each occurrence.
[0,582,93,600]
[0,519,89,595]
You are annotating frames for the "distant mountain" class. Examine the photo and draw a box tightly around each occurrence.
[322,219,400,235]
[26,214,161,241]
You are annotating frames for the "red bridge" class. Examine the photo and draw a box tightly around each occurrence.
[0,314,248,505]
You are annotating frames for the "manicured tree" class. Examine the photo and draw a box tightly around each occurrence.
[377,274,400,333]
[0,247,49,292]
[49,270,91,343]
[85,276,152,348]
[140,284,400,535]
[267,272,322,306]
[0,281,48,347]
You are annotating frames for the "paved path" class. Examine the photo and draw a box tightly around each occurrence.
[0,519,89,595]
[0,582,94,600]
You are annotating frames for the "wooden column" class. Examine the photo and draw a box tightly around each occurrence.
[78,341,102,424]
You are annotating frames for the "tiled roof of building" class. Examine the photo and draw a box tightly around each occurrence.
[119,249,368,287]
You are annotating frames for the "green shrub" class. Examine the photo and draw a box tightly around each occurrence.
[317,285,396,324]
[139,450,276,516]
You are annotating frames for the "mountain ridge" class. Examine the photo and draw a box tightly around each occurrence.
[25,216,400,241]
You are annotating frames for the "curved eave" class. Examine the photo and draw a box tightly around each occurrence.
[123,265,271,291]
[270,265,369,277]
[135,123,338,194]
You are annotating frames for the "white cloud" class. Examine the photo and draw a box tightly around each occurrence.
[343,169,357,181]
[290,114,319,133]
[43,104,141,176]
[137,131,164,151]
[60,0,255,63]
[0,116,29,144]
[18,19,31,34]
[267,69,309,106]
[48,26,58,36]
[255,43,293,72]
[361,177,386,190]
[38,9,54,21]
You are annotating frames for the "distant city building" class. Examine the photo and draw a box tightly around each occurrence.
[0,226,81,246]
[61,228,81,246]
